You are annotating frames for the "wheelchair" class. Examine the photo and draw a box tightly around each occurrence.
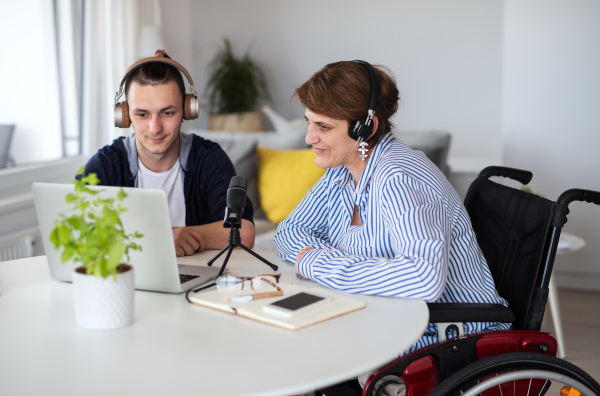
[362,166,600,396]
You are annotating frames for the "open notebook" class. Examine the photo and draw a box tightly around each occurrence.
[188,282,365,330]
[32,182,220,293]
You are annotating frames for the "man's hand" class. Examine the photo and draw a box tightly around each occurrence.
[295,246,313,279]
[173,226,206,257]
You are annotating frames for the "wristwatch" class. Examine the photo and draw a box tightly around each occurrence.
[296,273,309,281]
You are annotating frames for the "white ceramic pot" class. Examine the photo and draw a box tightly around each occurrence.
[72,264,135,330]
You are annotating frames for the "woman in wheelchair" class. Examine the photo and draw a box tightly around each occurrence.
[273,61,511,395]
[275,60,600,396]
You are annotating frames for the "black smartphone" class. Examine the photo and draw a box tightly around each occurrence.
[262,292,330,317]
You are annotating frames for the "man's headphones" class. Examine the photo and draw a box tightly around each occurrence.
[114,56,199,128]
[348,60,381,143]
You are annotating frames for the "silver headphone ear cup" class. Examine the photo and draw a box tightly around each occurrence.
[189,95,199,120]
[114,102,130,128]
[183,95,190,120]
[122,102,130,128]
[114,102,124,128]
[184,94,199,120]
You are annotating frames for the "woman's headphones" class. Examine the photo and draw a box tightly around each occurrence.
[348,60,381,143]
[114,56,199,128]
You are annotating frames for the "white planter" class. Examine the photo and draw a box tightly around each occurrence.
[72,264,135,330]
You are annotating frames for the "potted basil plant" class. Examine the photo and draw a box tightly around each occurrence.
[50,168,143,330]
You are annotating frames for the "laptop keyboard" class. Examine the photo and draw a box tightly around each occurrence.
[179,274,200,284]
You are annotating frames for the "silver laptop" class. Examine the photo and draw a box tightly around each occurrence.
[32,182,221,293]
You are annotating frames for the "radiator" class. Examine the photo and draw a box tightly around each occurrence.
[0,227,42,262]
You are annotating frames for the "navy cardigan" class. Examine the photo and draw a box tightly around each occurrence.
[79,132,254,226]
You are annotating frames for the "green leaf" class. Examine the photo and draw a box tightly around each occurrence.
[61,249,74,263]
[117,189,127,201]
[108,240,124,269]
[50,226,61,248]
[82,173,100,186]
[66,216,84,230]
[65,193,78,203]
[85,245,99,260]
[57,224,71,245]
[51,170,143,278]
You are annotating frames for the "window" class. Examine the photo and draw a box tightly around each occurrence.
[0,1,83,169]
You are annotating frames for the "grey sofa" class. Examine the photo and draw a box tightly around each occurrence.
[190,129,451,250]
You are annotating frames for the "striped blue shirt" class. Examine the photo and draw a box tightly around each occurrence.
[274,132,510,352]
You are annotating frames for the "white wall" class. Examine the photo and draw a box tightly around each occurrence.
[162,0,504,167]
[503,0,600,289]
[158,0,600,290]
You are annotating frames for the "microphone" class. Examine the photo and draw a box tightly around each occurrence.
[223,176,247,228]
[206,174,278,272]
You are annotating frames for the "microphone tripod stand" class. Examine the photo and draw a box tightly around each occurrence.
[207,226,278,277]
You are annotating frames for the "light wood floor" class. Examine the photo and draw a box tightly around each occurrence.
[541,289,600,382]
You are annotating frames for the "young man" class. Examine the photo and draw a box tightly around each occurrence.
[80,50,255,256]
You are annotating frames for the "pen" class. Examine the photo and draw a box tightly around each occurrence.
[228,290,290,303]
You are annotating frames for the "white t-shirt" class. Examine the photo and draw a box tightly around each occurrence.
[137,159,186,227]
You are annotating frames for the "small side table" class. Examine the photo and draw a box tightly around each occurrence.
[549,232,586,359]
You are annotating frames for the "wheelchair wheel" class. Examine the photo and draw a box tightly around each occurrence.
[428,352,600,396]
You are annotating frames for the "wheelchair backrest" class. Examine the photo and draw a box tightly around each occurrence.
[464,175,555,330]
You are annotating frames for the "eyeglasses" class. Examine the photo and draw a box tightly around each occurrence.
[215,274,282,296]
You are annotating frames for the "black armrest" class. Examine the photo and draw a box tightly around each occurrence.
[427,302,515,324]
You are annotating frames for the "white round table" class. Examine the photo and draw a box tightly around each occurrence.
[0,249,429,396]
[550,232,585,359]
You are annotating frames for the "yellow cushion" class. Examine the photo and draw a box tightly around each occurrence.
[257,147,326,224]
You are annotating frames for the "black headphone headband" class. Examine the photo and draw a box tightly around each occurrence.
[353,60,380,112]
[349,60,381,142]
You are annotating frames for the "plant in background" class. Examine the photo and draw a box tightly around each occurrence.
[50,168,143,280]
[520,185,545,198]
[205,38,270,115]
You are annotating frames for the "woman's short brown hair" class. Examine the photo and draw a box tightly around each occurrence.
[292,61,400,145]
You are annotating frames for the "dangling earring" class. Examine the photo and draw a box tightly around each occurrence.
[357,139,369,161]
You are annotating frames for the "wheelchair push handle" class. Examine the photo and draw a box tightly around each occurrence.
[558,188,600,206]
[478,166,533,185]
